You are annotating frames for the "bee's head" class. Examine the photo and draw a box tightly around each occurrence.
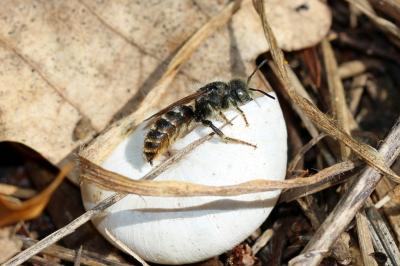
[229,79,252,104]
[245,59,275,100]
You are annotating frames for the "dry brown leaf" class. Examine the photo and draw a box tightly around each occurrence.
[0,163,72,227]
[0,226,22,264]
[0,0,331,164]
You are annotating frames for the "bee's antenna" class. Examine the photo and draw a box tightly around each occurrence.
[249,88,275,99]
[246,59,268,86]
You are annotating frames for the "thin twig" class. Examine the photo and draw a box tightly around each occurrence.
[374,184,400,209]
[251,229,273,255]
[17,235,130,266]
[356,210,378,266]
[365,202,400,265]
[322,38,351,159]
[288,133,327,172]
[338,59,384,79]
[347,0,400,42]
[349,74,368,114]
[73,246,83,266]
[104,229,150,266]
[279,161,356,203]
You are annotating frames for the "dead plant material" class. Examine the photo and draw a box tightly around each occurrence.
[0,184,36,199]
[321,38,351,159]
[251,229,273,255]
[338,59,384,79]
[104,229,149,266]
[17,235,130,266]
[356,210,378,266]
[79,156,358,197]
[298,47,322,88]
[288,133,327,173]
[279,161,356,203]
[347,0,400,43]
[365,202,400,265]
[0,164,72,227]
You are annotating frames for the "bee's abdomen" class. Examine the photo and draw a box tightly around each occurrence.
[144,105,194,164]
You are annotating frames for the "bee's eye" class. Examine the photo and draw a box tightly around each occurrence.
[235,89,250,102]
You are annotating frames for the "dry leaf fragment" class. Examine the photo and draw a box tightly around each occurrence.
[0,163,72,227]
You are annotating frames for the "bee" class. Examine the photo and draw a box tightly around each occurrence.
[143,60,275,165]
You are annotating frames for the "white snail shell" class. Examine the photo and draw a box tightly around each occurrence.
[81,93,287,264]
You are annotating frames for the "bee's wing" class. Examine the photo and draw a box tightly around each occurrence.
[144,90,206,122]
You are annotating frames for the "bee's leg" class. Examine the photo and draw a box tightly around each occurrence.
[235,106,249,126]
[202,120,256,148]
[218,111,233,125]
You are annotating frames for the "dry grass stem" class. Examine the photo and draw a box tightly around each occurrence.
[369,0,400,24]
[374,185,400,209]
[356,210,378,266]
[349,74,368,114]
[73,246,83,266]
[338,59,384,79]
[104,229,150,266]
[279,161,356,203]
[288,133,327,172]
[80,156,359,197]
[321,39,351,159]
[365,203,400,265]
